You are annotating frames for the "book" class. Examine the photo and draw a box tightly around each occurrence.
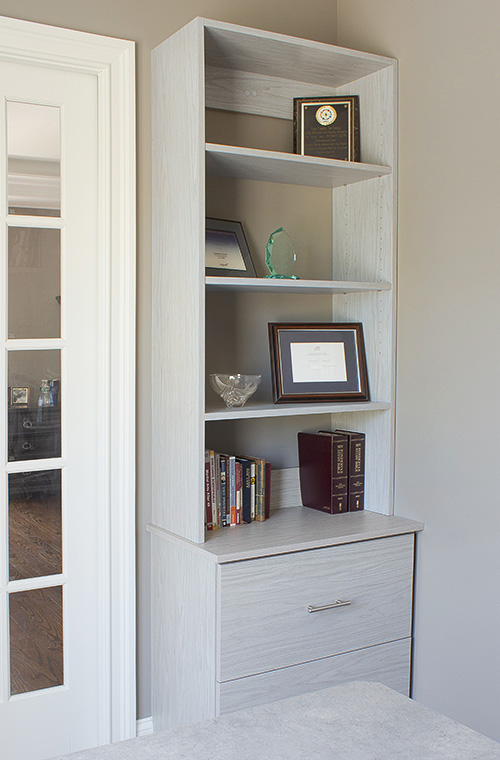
[336,429,365,511]
[240,455,266,521]
[204,450,212,530]
[264,461,272,520]
[235,461,243,525]
[219,454,228,527]
[228,455,237,526]
[249,460,256,520]
[236,457,253,524]
[297,432,348,514]
[214,452,221,529]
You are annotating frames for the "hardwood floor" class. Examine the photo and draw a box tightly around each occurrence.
[9,471,62,580]
[8,471,63,695]
[9,586,63,695]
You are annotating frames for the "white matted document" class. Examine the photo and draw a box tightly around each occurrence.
[290,342,347,384]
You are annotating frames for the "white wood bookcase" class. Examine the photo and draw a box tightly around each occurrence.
[150,17,422,732]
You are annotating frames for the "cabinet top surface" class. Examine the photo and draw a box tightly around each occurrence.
[148,509,423,564]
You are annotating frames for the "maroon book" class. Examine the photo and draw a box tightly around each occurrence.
[297,432,348,514]
[334,430,365,511]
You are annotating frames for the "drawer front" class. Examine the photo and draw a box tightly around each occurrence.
[219,534,414,680]
[218,637,411,715]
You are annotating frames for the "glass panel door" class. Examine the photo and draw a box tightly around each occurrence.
[4,101,65,701]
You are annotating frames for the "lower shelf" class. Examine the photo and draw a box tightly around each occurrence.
[218,637,411,714]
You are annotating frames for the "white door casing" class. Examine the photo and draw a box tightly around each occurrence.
[0,15,136,756]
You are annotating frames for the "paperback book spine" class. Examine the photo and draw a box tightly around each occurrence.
[249,461,256,520]
[236,458,252,524]
[228,455,236,526]
[264,461,272,520]
[220,455,227,527]
[235,461,243,525]
[214,452,220,529]
[204,450,212,530]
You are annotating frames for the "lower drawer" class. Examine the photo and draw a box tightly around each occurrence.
[218,637,411,715]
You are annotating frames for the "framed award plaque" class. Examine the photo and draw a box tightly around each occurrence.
[293,95,360,162]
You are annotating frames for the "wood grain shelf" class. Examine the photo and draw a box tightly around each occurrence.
[205,400,391,421]
[206,276,391,294]
[149,509,423,564]
[206,143,391,188]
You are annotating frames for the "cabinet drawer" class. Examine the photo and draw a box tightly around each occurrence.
[219,534,414,681]
[218,637,411,715]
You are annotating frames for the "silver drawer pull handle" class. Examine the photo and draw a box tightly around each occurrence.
[307,600,351,614]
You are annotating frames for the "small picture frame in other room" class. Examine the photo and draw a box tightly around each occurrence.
[205,218,257,278]
[10,386,29,406]
[268,322,369,404]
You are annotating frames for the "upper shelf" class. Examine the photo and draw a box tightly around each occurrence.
[206,276,391,294]
[202,18,395,88]
[206,143,391,189]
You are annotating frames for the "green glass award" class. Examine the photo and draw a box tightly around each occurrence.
[265,228,299,279]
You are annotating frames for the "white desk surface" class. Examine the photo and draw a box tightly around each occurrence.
[55,681,500,760]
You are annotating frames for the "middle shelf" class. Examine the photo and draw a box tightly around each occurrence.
[206,143,392,188]
[205,399,391,421]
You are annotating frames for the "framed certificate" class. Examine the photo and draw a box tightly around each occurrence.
[268,323,369,403]
[205,218,257,277]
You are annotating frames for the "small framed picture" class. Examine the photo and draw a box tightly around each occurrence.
[205,218,257,278]
[268,323,369,403]
[11,386,29,405]
[293,95,360,162]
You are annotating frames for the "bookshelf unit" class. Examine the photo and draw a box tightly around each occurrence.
[151,18,422,732]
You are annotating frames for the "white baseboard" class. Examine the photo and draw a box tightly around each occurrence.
[136,716,153,737]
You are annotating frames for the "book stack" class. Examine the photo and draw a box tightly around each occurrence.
[297,429,365,515]
[204,450,271,530]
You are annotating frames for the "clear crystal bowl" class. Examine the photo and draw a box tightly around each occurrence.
[209,373,261,408]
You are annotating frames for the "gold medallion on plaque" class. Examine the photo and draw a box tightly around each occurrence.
[315,105,337,126]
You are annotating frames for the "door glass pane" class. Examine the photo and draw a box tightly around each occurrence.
[8,227,61,339]
[7,101,61,216]
[9,470,62,581]
[9,586,63,695]
[8,350,61,462]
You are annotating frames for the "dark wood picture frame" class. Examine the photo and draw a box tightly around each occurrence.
[268,322,369,403]
[205,218,257,278]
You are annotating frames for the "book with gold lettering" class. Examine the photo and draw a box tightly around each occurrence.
[336,430,365,511]
[297,432,348,514]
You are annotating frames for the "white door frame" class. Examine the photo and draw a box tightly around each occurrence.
[0,16,136,744]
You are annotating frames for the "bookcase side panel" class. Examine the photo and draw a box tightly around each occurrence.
[336,65,396,167]
[152,22,206,542]
[151,534,217,730]
[330,66,397,517]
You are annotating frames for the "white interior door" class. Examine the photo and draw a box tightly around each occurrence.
[0,31,134,759]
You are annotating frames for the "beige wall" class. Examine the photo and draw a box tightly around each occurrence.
[0,0,337,720]
[337,0,500,742]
